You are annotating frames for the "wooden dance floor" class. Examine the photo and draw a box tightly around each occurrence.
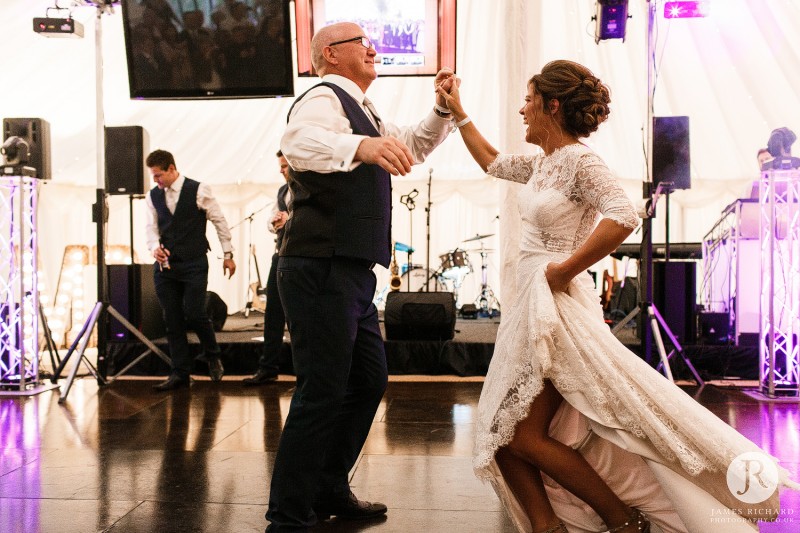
[0,377,798,532]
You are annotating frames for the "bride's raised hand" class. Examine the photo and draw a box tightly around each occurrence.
[436,76,466,120]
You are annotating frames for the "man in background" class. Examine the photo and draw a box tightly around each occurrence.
[764,127,800,170]
[244,150,290,385]
[145,149,236,391]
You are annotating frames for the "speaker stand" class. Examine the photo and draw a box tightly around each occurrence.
[611,302,703,386]
[52,301,170,404]
[612,180,702,386]
[38,301,61,376]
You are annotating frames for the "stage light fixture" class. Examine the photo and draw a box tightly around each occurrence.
[0,136,30,166]
[594,0,630,44]
[664,1,710,19]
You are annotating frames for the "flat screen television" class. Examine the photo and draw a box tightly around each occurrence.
[294,0,456,77]
[121,0,294,99]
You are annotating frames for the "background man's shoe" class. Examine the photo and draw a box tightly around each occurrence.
[314,491,387,520]
[208,358,224,382]
[153,375,190,391]
[243,368,278,385]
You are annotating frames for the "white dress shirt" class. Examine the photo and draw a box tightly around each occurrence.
[280,74,453,173]
[145,174,234,255]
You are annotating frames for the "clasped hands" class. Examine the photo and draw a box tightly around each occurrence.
[354,69,460,176]
[272,211,289,231]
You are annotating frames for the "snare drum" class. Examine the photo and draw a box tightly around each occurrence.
[439,249,472,280]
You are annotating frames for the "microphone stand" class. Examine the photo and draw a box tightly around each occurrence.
[229,203,272,231]
[425,168,433,291]
[230,203,272,315]
[399,192,416,292]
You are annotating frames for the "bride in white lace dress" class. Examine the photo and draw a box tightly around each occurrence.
[437,60,796,533]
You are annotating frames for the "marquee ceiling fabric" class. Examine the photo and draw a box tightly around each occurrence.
[1,0,798,312]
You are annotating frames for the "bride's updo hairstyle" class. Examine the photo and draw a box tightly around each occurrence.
[530,60,611,138]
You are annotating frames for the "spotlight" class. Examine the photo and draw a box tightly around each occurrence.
[0,136,30,165]
[33,17,84,38]
[664,1,710,19]
[594,1,631,44]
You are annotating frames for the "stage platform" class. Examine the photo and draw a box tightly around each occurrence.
[107,311,761,381]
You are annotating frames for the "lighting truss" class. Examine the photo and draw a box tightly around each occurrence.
[0,176,40,391]
[759,168,800,398]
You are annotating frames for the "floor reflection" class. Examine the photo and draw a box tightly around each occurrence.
[1,399,41,530]
[0,379,797,532]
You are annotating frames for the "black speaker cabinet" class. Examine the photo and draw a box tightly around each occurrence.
[107,263,165,341]
[698,312,731,345]
[2,118,51,180]
[384,291,456,341]
[105,126,149,195]
[652,261,696,343]
[653,116,690,190]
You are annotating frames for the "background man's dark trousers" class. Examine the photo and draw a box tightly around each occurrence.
[153,256,221,379]
[257,252,283,377]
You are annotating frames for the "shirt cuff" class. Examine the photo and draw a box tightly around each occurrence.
[434,104,452,117]
[333,134,367,171]
[424,110,455,130]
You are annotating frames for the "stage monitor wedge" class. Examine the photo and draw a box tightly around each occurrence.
[2,118,51,180]
[653,116,691,190]
[384,291,456,341]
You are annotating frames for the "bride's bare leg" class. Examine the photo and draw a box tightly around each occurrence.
[501,379,634,530]
[495,447,560,531]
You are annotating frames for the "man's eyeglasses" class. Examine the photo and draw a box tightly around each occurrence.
[328,36,374,49]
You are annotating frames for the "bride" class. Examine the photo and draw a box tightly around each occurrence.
[436,60,796,533]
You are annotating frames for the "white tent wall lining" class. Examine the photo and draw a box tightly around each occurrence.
[1,1,798,315]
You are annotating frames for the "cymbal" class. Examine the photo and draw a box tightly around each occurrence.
[463,233,495,243]
[466,248,495,253]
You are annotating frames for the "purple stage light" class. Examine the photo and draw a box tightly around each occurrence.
[664,1,710,19]
[595,0,630,43]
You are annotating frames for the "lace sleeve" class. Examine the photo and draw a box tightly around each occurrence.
[574,153,639,230]
[486,154,536,184]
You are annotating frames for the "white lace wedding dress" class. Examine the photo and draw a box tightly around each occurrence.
[474,144,794,533]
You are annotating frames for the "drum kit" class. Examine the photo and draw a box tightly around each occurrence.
[374,233,501,316]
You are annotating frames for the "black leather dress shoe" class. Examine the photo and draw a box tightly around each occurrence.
[207,357,224,382]
[153,375,190,391]
[314,491,387,520]
[243,368,278,386]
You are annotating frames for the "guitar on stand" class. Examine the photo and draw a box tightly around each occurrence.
[245,245,267,317]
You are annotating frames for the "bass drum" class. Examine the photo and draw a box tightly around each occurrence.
[401,266,447,293]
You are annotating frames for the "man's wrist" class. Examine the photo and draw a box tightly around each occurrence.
[433,104,452,118]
